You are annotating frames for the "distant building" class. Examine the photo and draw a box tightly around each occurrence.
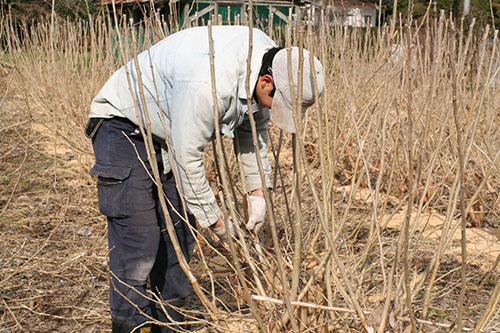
[329,0,379,27]
[96,0,310,27]
[189,1,308,26]
[95,0,381,27]
[303,0,380,27]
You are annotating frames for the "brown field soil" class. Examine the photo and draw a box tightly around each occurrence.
[0,66,110,332]
[335,186,500,267]
[1,64,499,332]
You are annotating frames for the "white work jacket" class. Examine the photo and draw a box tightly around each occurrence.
[89,26,276,228]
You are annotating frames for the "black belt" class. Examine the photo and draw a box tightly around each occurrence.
[84,118,105,138]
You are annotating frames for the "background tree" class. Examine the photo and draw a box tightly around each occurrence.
[378,0,499,26]
[1,0,98,23]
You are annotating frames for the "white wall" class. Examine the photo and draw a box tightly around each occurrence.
[329,4,377,27]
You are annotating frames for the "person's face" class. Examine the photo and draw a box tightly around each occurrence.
[255,74,275,108]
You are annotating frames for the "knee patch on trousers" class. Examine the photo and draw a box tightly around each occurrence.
[108,223,160,282]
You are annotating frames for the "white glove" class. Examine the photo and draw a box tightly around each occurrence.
[212,219,236,239]
[246,195,266,232]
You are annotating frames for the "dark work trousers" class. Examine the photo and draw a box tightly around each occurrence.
[91,117,196,326]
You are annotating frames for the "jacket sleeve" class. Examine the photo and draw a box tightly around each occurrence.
[236,106,272,192]
[167,82,222,229]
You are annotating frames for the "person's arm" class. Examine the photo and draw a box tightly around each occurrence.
[236,106,272,192]
[168,82,223,229]
[235,107,271,233]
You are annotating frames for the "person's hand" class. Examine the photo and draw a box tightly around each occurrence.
[211,219,235,239]
[246,191,266,233]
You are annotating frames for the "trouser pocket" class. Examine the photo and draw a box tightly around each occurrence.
[91,162,133,218]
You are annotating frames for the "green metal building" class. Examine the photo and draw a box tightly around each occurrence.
[97,0,310,28]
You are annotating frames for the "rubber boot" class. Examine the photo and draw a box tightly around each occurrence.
[112,316,152,333]
[151,298,188,333]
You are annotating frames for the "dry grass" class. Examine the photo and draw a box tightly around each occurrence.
[1,5,500,333]
[0,65,109,331]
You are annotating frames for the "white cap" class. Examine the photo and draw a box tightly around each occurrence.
[270,47,325,133]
